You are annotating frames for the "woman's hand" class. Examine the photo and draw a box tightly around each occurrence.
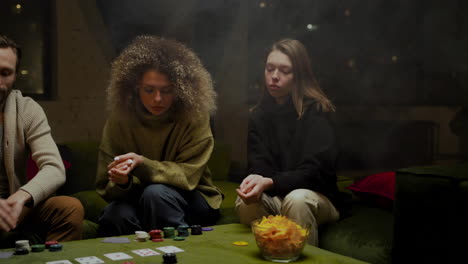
[107,152,144,185]
[236,174,273,205]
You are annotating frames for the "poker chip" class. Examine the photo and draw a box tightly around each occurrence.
[173,236,186,241]
[190,225,202,235]
[14,247,29,255]
[31,244,45,252]
[163,227,175,238]
[202,227,214,231]
[232,241,249,246]
[49,243,63,252]
[45,240,58,248]
[163,252,177,264]
[15,240,31,252]
[177,225,189,237]
[149,229,163,241]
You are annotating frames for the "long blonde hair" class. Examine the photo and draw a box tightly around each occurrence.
[255,39,335,118]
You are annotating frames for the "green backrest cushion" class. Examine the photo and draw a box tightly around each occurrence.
[207,141,231,181]
[397,163,468,180]
[60,141,100,195]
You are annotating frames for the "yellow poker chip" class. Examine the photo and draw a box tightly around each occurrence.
[232,241,248,246]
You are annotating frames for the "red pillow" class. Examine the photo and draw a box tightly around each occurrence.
[346,171,396,209]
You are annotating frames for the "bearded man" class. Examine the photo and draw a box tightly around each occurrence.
[0,35,83,247]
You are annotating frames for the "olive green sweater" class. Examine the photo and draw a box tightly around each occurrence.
[95,111,223,209]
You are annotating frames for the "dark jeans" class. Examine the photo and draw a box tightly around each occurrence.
[97,184,219,236]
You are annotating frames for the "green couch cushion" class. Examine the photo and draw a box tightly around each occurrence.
[82,219,100,240]
[70,190,108,223]
[214,180,240,225]
[319,204,393,264]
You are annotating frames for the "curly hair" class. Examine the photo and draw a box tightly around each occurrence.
[107,35,216,119]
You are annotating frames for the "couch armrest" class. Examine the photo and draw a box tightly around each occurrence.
[392,164,468,263]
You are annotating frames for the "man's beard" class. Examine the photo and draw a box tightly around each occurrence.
[0,87,12,109]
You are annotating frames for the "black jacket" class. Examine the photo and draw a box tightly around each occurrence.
[248,97,340,208]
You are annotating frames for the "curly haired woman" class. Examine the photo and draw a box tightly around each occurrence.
[96,36,223,236]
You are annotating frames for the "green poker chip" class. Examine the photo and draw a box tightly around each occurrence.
[173,236,186,241]
[31,244,45,252]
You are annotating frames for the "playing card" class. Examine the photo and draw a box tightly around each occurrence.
[46,261,73,264]
[156,245,185,253]
[75,256,105,264]
[132,248,160,257]
[103,252,133,261]
[101,237,130,243]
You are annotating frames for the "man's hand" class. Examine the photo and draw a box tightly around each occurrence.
[0,190,32,232]
[107,152,144,185]
[236,174,273,205]
[0,199,15,231]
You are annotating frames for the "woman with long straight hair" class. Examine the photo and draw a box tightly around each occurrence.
[236,39,341,246]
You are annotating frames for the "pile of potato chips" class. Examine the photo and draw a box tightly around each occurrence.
[252,215,308,258]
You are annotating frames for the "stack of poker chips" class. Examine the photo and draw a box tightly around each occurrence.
[163,252,178,264]
[149,229,164,242]
[177,225,189,237]
[45,240,58,249]
[15,240,31,255]
[31,244,45,252]
[49,244,63,252]
[190,225,202,235]
[163,227,175,238]
[135,231,149,242]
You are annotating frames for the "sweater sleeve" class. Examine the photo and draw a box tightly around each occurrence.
[95,119,143,202]
[19,100,65,206]
[133,118,214,192]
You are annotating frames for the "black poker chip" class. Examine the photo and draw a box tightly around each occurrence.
[14,247,29,255]
[190,225,202,235]
[49,243,63,252]
[163,252,177,264]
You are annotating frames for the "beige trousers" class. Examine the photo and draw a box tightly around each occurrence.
[235,189,339,246]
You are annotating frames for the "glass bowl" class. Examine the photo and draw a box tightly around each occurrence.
[251,217,309,263]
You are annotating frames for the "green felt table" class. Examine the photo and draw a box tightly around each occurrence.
[1,224,367,264]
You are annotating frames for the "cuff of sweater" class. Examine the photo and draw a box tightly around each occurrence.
[19,186,40,207]
[134,157,159,182]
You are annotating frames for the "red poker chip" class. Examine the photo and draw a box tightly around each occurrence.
[149,229,162,235]
[152,238,164,242]
[45,241,58,248]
